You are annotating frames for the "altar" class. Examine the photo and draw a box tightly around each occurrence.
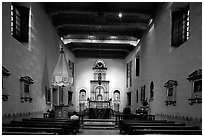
[85,59,113,119]
[88,101,111,119]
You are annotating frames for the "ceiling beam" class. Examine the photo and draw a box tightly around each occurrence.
[66,42,134,53]
[56,23,148,30]
[63,34,137,40]
[43,2,160,17]
[50,11,151,20]
[69,47,131,53]
[72,49,128,59]
[59,30,143,38]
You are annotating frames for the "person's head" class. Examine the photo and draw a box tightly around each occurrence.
[73,111,77,115]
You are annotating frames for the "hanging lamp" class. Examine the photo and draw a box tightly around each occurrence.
[51,47,70,87]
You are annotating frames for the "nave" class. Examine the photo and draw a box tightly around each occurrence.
[2,110,202,135]
[2,2,202,135]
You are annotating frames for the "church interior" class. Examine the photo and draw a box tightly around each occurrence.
[2,2,202,135]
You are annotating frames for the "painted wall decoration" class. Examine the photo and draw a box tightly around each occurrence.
[2,66,11,101]
[164,80,177,106]
[20,76,34,102]
[187,69,202,105]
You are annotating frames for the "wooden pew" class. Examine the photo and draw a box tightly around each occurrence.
[22,118,80,133]
[119,119,173,123]
[119,120,176,134]
[2,131,56,135]
[30,117,81,126]
[120,121,185,134]
[115,114,155,125]
[2,126,63,135]
[10,121,74,134]
[4,122,69,134]
[129,129,202,135]
[127,125,200,135]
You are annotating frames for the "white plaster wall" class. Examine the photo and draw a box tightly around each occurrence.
[75,58,126,111]
[2,2,75,116]
[125,3,202,119]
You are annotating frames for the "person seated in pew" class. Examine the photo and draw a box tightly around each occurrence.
[47,107,55,118]
[70,111,79,120]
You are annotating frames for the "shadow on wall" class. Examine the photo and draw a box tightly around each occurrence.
[41,55,50,97]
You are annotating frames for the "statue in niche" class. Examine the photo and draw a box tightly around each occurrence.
[98,73,102,85]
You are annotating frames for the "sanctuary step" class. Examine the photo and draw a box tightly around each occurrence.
[83,119,116,130]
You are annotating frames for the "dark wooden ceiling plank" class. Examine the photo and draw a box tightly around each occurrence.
[57,24,147,32]
[66,43,134,53]
[69,47,131,53]
[43,2,161,18]
[42,2,164,59]
[72,49,127,59]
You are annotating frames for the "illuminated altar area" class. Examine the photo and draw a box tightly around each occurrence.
[88,59,112,119]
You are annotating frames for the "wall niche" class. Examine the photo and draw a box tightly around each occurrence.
[164,80,177,106]
[20,76,34,102]
[187,69,202,105]
[2,66,11,101]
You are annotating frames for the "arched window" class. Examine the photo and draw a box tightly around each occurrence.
[79,89,86,101]
[113,90,120,101]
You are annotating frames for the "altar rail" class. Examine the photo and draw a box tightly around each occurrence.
[115,114,155,125]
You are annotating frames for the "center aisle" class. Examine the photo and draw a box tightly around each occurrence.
[77,118,120,135]
[77,129,120,135]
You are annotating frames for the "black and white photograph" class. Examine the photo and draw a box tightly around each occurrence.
[2,1,202,135]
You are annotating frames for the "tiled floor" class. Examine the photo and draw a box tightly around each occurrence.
[77,129,120,135]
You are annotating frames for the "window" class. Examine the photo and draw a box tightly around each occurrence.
[127,61,132,87]
[20,76,34,102]
[136,90,139,103]
[127,92,131,106]
[141,85,145,102]
[11,3,29,42]
[171,6,190,47]
[135,55,140,77]
[150,81,154,100]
